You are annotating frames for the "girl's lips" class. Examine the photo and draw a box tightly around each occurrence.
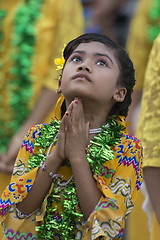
[72,73,91,82]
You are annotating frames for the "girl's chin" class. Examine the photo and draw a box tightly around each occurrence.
[62,89,90,99]
[62,92,83,100]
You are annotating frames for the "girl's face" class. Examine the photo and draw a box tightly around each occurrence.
[60,42,125,109]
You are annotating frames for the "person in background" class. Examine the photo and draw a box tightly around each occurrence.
[135,33,160,240]
[0,0,84,173]
[126,0,160,239]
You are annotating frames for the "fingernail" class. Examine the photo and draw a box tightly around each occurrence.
[78,97,82,101]
[75,100,78,104]
[66,112,69,116]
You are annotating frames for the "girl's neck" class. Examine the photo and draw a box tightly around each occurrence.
[65,97,111,129]
[84,111,107,129]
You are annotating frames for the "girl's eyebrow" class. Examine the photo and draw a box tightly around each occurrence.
[94,53,113,65]
[72,50,113,65]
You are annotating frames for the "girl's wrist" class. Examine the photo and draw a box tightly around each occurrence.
[45,153,62,173]
[69,152,86,164]
[40,161,59,180]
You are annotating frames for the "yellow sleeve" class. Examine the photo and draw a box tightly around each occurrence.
[0,125,43,219]
[80,136,143,239]
[0,123,55,239]
[136,34,160,167]
[0,125,44,238]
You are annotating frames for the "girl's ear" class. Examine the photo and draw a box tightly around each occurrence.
[56,80,62,94]
[113,87,127,102]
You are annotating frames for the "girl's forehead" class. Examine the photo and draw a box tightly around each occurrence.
[74,41,111,52]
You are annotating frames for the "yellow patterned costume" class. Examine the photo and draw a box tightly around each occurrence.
[0,96,143,239]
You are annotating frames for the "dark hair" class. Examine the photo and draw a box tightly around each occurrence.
[62,33,135,117]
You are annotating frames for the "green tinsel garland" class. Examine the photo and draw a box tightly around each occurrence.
[0,0,44,152]
[147,0,160,43]
[28,117,124,239]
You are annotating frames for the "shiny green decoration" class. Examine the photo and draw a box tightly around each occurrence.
[0,0,44,152]
[147,0,160,43]
[28,117,124,239]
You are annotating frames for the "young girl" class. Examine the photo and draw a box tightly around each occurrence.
[0,33,143,240]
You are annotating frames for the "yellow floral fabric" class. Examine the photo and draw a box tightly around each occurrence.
[136,34,160,167]
[126,0,153,90]
[0,97,143,239]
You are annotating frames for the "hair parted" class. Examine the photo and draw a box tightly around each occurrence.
[63,33,135,118]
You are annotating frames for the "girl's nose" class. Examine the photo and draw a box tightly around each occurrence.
[77,63,91,73]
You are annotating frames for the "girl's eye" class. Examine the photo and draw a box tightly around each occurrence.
[97,60,107,67]
[71,56,82,62]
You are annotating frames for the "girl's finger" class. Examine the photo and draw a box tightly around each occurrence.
[64,108,72,132]
[58,115,66,141]
[71,98,84,125]
[65,101,74,117]
[59,114,65,132]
